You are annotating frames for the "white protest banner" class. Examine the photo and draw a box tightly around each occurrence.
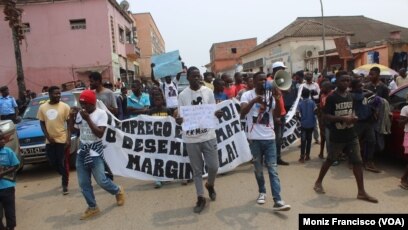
[282,84,303,150]
[102,100,252,181]
[179,104,218,131]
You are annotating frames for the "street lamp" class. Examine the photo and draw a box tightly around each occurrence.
[320,0,327,75]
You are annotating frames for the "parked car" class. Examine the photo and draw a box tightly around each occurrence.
[0,120,21,170]
[16,92,79,170]
[387,84,408,160]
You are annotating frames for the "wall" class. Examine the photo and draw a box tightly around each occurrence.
[0,0,114,96]
[210,38,256,74]
[242,36,339,75]
[133,13,165,78]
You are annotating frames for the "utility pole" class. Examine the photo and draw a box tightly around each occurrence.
[319,0,327,75]
[4,0,26,102]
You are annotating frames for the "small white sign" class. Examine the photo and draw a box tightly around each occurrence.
[180,104,217,130]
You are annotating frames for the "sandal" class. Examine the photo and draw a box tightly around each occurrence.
[357,194,378,203]
[313,184,325,194]
[318,154,325,159]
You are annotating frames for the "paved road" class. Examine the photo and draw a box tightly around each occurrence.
[13,144,407,230]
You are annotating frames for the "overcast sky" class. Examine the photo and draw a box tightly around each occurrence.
[129,0,408,72]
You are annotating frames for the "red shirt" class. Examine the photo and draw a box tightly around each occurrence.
[234,84,247,97]
[224,85,236,99]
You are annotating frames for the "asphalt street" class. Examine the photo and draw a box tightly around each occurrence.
[13,144,408,230]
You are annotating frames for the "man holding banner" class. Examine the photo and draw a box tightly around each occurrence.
[177,66,223,214]
[240,71,291,211]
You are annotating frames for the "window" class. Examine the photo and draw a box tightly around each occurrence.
[70,19,86,30]
[125,28,132,43]
[21,23,30,33]
[119,26,124,43]
[231,48,237,54]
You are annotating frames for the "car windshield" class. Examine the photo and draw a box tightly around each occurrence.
[22,94,77,120]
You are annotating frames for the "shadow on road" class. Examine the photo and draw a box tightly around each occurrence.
[215,200,288,230]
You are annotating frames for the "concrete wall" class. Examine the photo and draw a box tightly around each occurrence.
[133,13,165,78]
[210,38,257,74]
[0,0,134,96]
[242,36,339,75]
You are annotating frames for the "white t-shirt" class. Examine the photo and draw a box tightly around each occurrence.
[160,81,178,108]
[240,89,276,140]
[302,82,320,100]
[75,108,108,155]
[178,86,216,143]
[401,105,408,132]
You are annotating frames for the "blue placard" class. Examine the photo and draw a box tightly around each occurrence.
[151,50,182,79]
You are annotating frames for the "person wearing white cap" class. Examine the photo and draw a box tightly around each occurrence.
[271,62,290,166]
[271,61,286,70]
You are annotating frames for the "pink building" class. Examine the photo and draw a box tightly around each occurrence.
[0,0,140,96]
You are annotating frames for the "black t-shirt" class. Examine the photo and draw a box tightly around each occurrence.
[323,91,357,143]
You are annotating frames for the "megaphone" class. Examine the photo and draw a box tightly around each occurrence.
[272,70,292,91]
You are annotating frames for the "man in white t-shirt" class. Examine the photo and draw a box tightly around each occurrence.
[69,90,125,220]
[177,66,223,214]
[240,71,291,211]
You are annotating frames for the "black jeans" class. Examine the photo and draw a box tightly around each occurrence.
[301,127,314,157]
[0,187,16,230]
[46,143,69,187]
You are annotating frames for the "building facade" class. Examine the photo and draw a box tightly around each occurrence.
[241,20,351,75]
[0,0,140,96]
[132,13,165,77]
[209,38,257,75]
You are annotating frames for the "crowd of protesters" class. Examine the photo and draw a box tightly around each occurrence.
[1,63,408,227]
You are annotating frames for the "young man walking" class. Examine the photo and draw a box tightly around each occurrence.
[240,71,291,211]
[70,90,125,220]
[177,66,223,213]
[37,86,71,195]
[313,71,378,203]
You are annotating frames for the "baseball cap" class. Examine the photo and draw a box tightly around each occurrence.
[272,61,287,69]
[79,90,97,105]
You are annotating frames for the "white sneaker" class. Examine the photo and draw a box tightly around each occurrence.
[273,200,291,211]
[256,193,266,204]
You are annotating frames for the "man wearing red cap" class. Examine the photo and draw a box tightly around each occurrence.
[69,90,125,220]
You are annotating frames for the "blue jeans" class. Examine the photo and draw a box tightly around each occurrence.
[249,139,282,202]
[76,153,119,208]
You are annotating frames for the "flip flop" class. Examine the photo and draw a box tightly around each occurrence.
[313,184,325,194]
[357,194,378,203]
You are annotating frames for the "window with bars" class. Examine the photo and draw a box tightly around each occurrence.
[70,19,86,30]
